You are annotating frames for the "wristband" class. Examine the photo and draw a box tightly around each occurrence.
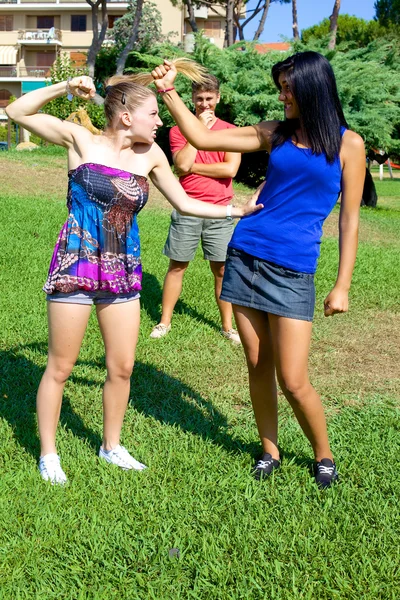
[226,204,233,221]
[156,87,175,94]
[66,78,73,101]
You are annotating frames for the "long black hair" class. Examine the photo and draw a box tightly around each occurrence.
[271,51,348,163]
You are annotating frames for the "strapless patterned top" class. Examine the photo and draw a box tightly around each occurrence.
[43,163,149,295]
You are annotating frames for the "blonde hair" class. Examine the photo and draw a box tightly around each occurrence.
[103,58,209,125]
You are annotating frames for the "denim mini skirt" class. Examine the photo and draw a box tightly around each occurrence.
[220,247,315,322]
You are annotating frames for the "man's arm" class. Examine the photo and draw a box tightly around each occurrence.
[184,151,241,179]
[173,142,198,173]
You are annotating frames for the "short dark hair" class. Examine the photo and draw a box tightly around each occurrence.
[192,74,220,94]
[271,51,348,163]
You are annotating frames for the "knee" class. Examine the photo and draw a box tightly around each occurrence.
[46,361,74,385]
[210,262,225,278]
[246,354,274,378]
[168,260,189,275]
[278,375,310,401]
[106,360,134,382]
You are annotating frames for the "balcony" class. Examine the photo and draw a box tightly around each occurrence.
[0,65,51,77]
[0,66,17,77]
[18,28,62,45]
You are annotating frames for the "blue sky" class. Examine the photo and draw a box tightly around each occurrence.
[243,0,376,42]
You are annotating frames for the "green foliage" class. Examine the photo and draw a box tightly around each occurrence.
[108,0,165,54]
[375,0,400,26]
[330,39,400,157]
[302,14,391,48]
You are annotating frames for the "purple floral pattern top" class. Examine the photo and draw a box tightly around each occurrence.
[43,163,149,295]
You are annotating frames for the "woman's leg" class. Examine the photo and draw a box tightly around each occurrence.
[37,301,92,457]
[268,314,333,462]
[96,299,140,452]
[233,305,279,460]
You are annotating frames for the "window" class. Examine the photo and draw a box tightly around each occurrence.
[204,20,221,37]
[70,52,86,67]
[0,89,12,108]
[0,16,13,31]
[71,15,87,32]
[108,15,122,28]
[37,16,54,29]
[37,52,56,67]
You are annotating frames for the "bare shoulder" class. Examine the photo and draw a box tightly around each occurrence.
[255,120,280,150]
[65,119,95,142]
[148,142,168,163]
[342,129,365,154]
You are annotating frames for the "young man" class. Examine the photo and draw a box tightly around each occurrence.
[150,75,242,343]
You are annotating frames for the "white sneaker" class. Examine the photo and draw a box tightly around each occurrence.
[221,328,241,345]
[39,453,67,485]
[99,445,147,471]
[150,323,171,339]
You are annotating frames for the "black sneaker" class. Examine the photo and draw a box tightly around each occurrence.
[252,453,281,480]
[314,458,339,489]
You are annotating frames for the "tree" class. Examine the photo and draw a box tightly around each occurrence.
[225,0,235,46]
[328,0,341,49]
[301,14,388,48]
[375,0,400,26]
[250,0,290,42]
[234,0,266,41]
[292,0,299,40]
[116,0,144,74]
[86,0,108,78]
[106,1,164,74]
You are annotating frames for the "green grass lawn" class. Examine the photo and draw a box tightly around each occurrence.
[0,149,399,599]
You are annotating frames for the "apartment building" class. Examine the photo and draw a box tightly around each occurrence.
[0,0,228,116]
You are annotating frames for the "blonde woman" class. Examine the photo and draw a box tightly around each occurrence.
[6,66,261,484]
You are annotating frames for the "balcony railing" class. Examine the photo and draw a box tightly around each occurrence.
[0,65,51,78]
[0,66,17,77]
[21,66,51,76]
[18,29,62,43]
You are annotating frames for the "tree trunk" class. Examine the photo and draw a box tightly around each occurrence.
[292,0,299,40]
[328,0,341,50]
[253,0,270,41]
[224,0,235,47]
[234,0,264,42]
[86,0,108,78]
[116,0,144,74]
[185,0,198,33]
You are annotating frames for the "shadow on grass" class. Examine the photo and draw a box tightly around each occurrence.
[0,342,102,459]
[141,271,220,333]
[0,341,269,461]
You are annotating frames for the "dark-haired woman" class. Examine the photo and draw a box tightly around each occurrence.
[6,74,261,484]
[151,52,365,488]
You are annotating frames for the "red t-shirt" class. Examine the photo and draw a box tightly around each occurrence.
[169,118,237,205]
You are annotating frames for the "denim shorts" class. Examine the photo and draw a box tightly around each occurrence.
[163,210,234,262]
[220,248,315,321]
[46,290,140,305]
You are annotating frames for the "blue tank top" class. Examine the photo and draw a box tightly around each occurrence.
[230,129,345,274]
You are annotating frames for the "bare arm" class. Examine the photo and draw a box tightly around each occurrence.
[152,60,274,153]
[149,144,262,218]
[173,142,198,172]
[189,151,241,178]
[324,130,365,316]
[5,76,95,147]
